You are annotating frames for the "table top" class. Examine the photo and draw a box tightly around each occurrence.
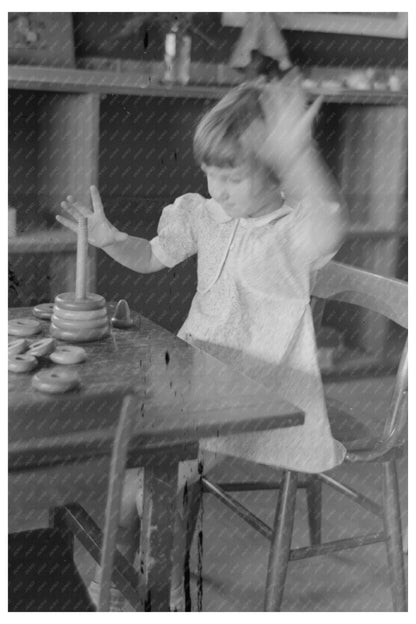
[9,305,304,469]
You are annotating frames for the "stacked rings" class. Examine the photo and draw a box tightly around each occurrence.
[50,292,110,342]
[32,303,54,320]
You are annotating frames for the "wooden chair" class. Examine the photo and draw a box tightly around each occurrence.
[198,261,408,611]
[9,393,137,612]
[50,393,141,612]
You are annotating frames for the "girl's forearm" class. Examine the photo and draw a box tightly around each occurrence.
[280,145,350,231]
[103,235,155,273]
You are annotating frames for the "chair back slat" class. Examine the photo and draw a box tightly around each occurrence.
[312,262,408,329]
[383,339,408,446]
[312,261,408,460]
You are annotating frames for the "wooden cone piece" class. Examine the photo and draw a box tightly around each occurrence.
[111,299,134,329]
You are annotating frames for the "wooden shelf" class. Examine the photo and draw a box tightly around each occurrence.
[9,230,77,254]
[9,65,408,105]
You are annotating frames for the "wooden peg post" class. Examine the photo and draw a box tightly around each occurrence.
[75,217,88,300]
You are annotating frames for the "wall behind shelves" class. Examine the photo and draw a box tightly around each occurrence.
[97,94,208,332]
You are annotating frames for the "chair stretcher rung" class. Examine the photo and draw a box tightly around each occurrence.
[213,477,311,492]
[56,503,142,610]
[202,478,273,540]
[317,473,383,518]
[289,532,386,561]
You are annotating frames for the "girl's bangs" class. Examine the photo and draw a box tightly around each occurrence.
[195,134,246,169]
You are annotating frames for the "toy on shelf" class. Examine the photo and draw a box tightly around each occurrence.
[50,217,110,342]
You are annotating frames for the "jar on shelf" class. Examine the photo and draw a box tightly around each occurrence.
[163,24,191,86]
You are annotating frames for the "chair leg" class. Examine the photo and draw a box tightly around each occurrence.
[264,471,298,611]
[183,480,203,611]
[170,460,202,612]
[382,461,407,611]
[305,476,322,545]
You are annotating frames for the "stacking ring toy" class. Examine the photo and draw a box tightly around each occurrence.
[9,318,42,337]
[32,303,54,320]
[8,338,28,356]
[50,219,110,343]
[28,338,56,358]
[9,354,38,373]
[32,369,80,394]
[50,345,87,365]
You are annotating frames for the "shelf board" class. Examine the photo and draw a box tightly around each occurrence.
[8,65,408,105]
[9,230,77,254]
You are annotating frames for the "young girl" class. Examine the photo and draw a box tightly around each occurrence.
[58,71,349,610]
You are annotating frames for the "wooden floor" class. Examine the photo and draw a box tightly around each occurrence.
[14,376,407,611]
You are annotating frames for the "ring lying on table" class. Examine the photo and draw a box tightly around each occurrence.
[32,303,54,320]
[8,318,42,337]
[8,339,28,356]
[9,354,38,373]
[32,369,80,394]
[50,345,87,365]
[28,338,56,358]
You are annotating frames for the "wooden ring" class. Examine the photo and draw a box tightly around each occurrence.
[32,369,80,394]
[27,338,56,358]
[51,315,108,331]
[9,354,38,373]
[55,292,106,311]
[50,323,109,342]
[9,318,42,337]
[50,346,87,365]
[8,338,28,356]
[52,307,107,321]
[32,303,54,320]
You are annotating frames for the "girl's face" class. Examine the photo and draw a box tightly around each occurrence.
[202,163,282,219]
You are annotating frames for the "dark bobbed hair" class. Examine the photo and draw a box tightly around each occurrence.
[193,82,266,169]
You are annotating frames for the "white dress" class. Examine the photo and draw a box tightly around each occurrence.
[150,193,346,473]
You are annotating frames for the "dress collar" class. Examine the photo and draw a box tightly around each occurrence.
[206,198,292,227]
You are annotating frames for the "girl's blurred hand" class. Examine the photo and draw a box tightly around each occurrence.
[57,186,128,248]
[242,70,323,173]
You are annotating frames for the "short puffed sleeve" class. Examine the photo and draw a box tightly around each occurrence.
[288,198,343,270]
[150,194,201,268]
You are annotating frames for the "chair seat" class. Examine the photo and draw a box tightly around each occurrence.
[325,395,376,446]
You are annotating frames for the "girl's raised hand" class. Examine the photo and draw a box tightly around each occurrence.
[242,70,323,172]
[57,186,128,248]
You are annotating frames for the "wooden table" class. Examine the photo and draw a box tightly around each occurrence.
[9,305,304,611]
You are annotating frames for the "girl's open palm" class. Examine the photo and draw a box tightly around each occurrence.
[57,186,128,248]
